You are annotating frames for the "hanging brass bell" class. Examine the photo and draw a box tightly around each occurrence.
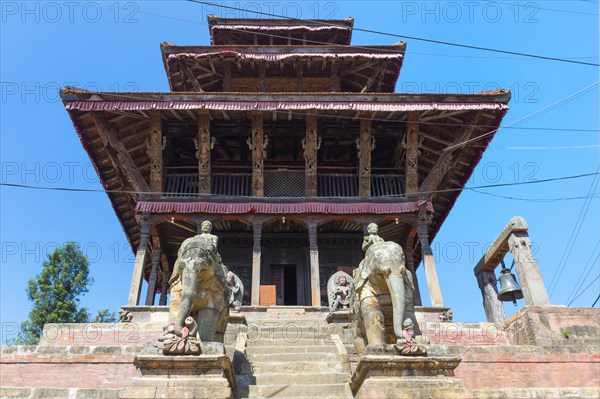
[497,267,524,305]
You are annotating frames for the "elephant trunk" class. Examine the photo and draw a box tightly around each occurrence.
[386,274,406,342]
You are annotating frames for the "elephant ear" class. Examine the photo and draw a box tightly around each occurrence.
[360,252,376,281]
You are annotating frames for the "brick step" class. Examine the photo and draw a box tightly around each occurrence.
[250,361,344,373]
[246,331,332,340]
[236,372,350,386]
[248,352,339,363]
[0,387,120,399]
[246,345,338,355]
[246,338,334,347]
[245,383,352,398]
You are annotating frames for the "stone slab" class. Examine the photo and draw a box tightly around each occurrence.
[350,355,463,396]
[132,354,236,391]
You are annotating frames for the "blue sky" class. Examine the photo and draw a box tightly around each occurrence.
[1,1,598,343]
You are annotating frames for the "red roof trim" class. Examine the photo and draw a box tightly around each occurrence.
[135,200,433,215]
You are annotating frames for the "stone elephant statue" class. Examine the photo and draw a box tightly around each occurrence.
[161,233,229,354]
[350,241,425,356]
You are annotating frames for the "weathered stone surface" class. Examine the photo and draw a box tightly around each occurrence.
[0,387,32,398]
[76,389,121,399]
[31,388,70,398]
[162,225,229,355]
[350,355,462,396]
[357,376,471,399]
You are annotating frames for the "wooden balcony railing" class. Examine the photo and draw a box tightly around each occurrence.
[162,172,405,198]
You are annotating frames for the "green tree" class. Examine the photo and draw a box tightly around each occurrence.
[10,242,116,345]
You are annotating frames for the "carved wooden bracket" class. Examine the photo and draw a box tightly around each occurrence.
[92,112,149,193]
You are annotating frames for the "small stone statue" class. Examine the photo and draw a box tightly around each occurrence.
[118,308,132,322]
[226,271,244,312]
[327,271,355,312]
[362,223,384,252]
[440,309,453,322]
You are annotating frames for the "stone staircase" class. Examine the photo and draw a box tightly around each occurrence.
[235,316,353,399]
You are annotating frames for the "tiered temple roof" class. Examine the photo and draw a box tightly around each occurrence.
[61,16,509,307]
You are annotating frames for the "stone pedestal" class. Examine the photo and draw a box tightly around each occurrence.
[120,348,236,399]
[350,354,470,399]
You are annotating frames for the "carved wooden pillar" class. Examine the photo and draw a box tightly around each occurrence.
[158,254,170,306]
[251,221,263,306]
[223,62,232,91]
[196,110,213,195]
[145,235,161,306]
[508,232,550,306]
[405,112,419,199]
[248,112,267,197]
[128,219,152,306]
[416,216,444,307]
[308,222,321,306]
[303,112,320,197]
[357,117,374,196]
[147,110,163,195]
[331,60,341,92]
[258,62,266,92]
[476,270,506,323]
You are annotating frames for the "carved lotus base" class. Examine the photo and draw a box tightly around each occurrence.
[162,336,201,355]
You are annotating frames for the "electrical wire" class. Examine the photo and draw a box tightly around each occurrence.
[444,81,599,151]
[1,171,598,198]
[469,189,600,202]
[567,274,600,306]
[548,166,600,297]
[185,0,600,67]
[566,243,600,304]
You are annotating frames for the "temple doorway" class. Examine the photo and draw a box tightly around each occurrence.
[270,264,298,305]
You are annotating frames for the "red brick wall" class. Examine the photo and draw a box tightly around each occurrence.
[0,352,136,388]
[456,352,600,389]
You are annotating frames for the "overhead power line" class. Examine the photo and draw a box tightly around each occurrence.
[567,274,600,306]
[1,172,598,198]
[469,189,600,202]
[186,0,600,67]
[566,243,600,305]
[444,81,599,151]
[548,166,600,297]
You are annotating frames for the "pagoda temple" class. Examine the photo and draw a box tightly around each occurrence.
[60,16,510,309]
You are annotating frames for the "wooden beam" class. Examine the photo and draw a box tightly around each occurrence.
[248,112,266,196]
[145,234,161,306]
[196,110,212,194]
[419,111,481,195]
[258,62,266,92]
[128,220,152,306]
[147,111,163,195]
[416,217,443,307]
[405,112,419,198]
[251,220,262,306]
[303,112,320,197]
[331,60,341,92]
[223,62,232,91]
[357,117,373,196]
[92,112,149,193]
[473,216,529,275]
[308,222,321,306]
